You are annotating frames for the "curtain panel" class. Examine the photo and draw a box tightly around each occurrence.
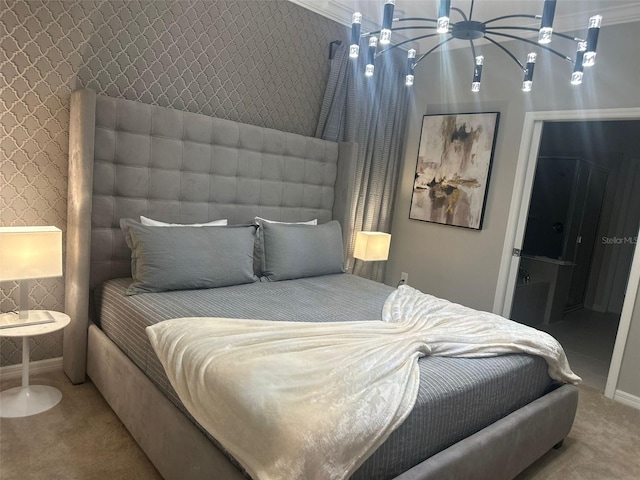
[316,45,409,282]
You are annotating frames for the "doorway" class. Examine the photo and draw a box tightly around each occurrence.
[510,120,640,390]
[494,107,640,400]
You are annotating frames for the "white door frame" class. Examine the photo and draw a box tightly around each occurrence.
[493,107,640,400]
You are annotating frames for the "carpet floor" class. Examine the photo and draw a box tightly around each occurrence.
[1,369,638,479]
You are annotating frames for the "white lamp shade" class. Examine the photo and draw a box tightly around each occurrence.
[0,226,63,281]
[353,231,391,261]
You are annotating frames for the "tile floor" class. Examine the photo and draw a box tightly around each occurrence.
[537,309,620,390]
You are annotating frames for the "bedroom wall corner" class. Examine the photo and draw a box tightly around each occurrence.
[0,0,347,367]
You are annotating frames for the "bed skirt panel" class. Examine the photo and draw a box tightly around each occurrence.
[87,324,246,480]
[395,383,578,480]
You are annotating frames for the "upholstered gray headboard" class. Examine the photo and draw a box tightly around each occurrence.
[63,88,356,383]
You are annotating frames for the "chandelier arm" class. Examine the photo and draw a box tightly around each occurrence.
[394,17,438,24]
[487,31,573,63]
[375,33,441,57]
[555,33,585,43]
[485,26,584,43]
[483,14,539,25]
[414,37,456,66]
[469,0,476,21]
[451,7,468,22]
[365,25,436,37]
[483,36,525,71]
[469,40,477,62]
[390,26,437,32]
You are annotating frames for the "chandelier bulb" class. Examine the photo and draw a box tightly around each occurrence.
[522,53,536,92]
[437,0,451,33]
[472,55,484,93]
[380,29,392,45]
[366,36,378,77]
[570,71,584,86]
[538,27,553,45]
[380,0,396,45]
[406,48,416,86]
[538,0,556,44]
[571,41,587,85]
[350,12,362,58]
[437,17,450,34]
[583,15,602,67]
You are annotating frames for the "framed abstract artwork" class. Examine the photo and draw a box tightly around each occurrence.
[409,112,500,230]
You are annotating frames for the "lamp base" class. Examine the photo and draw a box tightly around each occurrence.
[0,385,62,418]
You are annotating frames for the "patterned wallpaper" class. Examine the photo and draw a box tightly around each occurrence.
[0,0,346,365]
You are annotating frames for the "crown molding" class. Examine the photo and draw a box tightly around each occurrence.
[288,0,374,31]
[289,1,640,32]
[556,2,640,32]
[288,0,417,49]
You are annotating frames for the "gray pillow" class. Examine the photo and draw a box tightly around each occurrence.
[120,219,257,295]
[261,220,345,281]
[253,217,317,277]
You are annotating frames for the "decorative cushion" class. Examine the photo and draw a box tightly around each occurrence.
[120,219,256,295]
[140,216,227,227]
[253,217,317,276]
[261,220,345,281]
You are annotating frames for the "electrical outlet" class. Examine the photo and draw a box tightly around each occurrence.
[399,272,408,285]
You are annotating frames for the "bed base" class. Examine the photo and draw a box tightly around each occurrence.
[87,324,578,480]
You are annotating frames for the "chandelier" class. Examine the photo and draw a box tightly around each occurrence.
[348,0,602,91]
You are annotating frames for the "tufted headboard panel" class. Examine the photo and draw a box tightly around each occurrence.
[63,89,356,383]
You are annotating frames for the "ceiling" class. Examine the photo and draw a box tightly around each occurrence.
[289,0,640,52]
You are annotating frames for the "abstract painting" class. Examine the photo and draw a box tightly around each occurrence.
[409,112,500,230]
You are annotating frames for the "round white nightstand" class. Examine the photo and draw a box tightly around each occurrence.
[0,311,70,418]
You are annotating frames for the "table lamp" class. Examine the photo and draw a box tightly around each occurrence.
[0,226,63,328]
[353,231,391,262]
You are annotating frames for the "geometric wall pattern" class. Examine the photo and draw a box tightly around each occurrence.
[0,0,346,365]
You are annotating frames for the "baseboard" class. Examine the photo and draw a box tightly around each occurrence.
[0,357,63,381]
[614,389,640,410]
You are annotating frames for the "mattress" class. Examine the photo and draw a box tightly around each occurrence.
[95,273,555,479]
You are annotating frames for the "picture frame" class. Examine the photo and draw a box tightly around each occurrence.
[409,112,500,230]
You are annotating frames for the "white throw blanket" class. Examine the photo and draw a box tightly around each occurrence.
[147,285,580,480]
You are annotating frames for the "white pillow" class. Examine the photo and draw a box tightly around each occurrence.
[140,216,227,227]
[254,217,318,276]
[255,217,317,226]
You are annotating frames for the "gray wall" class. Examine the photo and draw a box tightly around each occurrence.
[0,0,346,366]
[386,21,640,397]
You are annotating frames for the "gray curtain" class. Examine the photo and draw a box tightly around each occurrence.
[316,44,409,281]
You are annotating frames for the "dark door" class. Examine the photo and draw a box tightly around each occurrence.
[522,157,578,259]
[565,165,609,310]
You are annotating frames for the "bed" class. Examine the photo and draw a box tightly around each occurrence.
[63,88,578,480]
